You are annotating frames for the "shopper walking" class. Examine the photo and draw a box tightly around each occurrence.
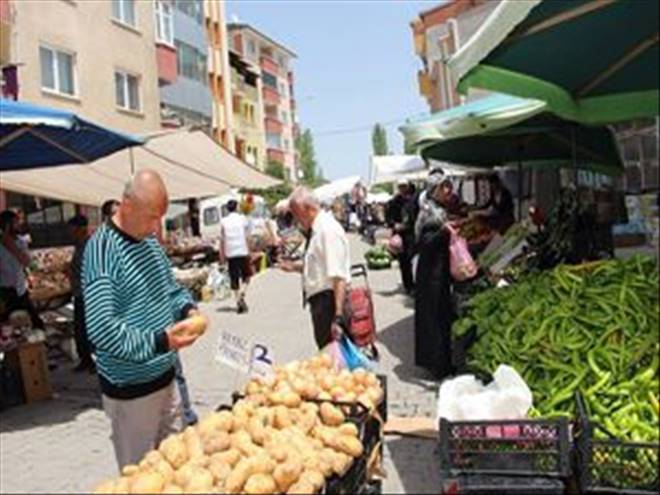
[219,199,251,314]
[67,214,94,372]
[414,174,455,380]
[100,199,120,223]
[83,170,207,469]
[386,180,416,294]
[278,187,351,350]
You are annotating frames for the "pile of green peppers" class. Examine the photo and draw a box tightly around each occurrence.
[454,255,659,443]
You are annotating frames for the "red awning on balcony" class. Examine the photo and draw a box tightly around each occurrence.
[267,148,285,163]
[262,86,280,106]
[260,55,280,75]
[265,117,283,134]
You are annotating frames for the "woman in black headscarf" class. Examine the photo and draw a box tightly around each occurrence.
[414,174,455,379]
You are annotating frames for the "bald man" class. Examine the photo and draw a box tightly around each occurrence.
[82,170,208,469]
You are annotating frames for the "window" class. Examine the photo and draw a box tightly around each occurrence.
[176,0,203,25]
[280,110,288,124]
[262,71,277,89]
[112,0,136,27]
[40,45,75,96]
[115,70,141,111]
[279,82,287,97]
[266,133,282,149]
[175,40,208,85]
[284,138,290,151]
[247,40,256,56]
[155,0,174,45]
[203,207,220,226]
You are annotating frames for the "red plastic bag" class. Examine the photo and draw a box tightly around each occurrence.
[448,226,478,281]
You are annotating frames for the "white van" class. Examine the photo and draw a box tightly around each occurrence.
[199,193,268,241]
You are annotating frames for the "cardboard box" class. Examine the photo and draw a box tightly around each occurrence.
[5,342,52,403]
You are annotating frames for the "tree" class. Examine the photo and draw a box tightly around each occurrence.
[403,134,417,155]
[265,160,286,180]
[371,123,389,156]
[296,129,322,186]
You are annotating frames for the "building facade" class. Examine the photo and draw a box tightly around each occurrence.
[228,23,297,180]
[204,0,233,150]
[9,0,162,133]
[411,0,498,112]
[159,0,213,129]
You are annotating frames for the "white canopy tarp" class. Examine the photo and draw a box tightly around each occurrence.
[366,192,392,204]
[0,128,280,206]
[313,176,362,204]
[369,155,426,185]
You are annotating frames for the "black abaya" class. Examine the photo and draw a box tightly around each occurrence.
[414,223,453,379]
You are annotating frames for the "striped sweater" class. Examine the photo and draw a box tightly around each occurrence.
[83,221,194,399]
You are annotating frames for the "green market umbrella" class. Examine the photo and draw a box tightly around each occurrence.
[448,0,659,124]
[400,94,624,175]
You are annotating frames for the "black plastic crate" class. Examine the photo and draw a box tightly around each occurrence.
[575,393,659,495]
[376,374,387,423]
[324,450,368,494]
[439,417,571,494]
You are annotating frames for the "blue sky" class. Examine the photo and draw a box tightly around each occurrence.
[226,0,439,180]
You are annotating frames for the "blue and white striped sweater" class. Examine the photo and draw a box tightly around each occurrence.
[82,222,193,395]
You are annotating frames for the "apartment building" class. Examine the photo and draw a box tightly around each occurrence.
[228,23,297,180]
[9,0,162,132]
[158,0,213,129]
[204,0,233,150]
[411,0,498,112]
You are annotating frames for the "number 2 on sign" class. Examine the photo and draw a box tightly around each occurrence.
[252,344,272,365]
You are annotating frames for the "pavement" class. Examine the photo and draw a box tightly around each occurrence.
[0,235,442,494]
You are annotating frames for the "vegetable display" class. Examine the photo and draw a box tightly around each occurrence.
[454,256,659,443]
[93,355,384,494]
[364,246,392,270]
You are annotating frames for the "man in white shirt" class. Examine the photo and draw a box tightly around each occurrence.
[220,200,251,313]
[278,187,351,349]
[0,210,43,328]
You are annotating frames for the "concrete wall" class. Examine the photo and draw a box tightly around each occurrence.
[160,6,212,119]
[13,0,161,133]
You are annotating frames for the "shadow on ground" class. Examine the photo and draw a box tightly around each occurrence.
[0,361,101,433]
[384,436,444,494]
[378,314,437,391]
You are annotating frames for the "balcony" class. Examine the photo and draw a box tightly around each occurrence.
[260,55,280,75]
[262,85,280,106]
[418,70,433,98]
[156,43,177,86]
[265,116,283,134]
[267,148,285,164]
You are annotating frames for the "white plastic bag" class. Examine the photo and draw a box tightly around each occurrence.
[206,265,230,300]
[436,364,533,423]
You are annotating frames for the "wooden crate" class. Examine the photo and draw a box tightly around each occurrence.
[5,342,52,403]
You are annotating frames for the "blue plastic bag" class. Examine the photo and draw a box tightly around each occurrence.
[338,335,375,371]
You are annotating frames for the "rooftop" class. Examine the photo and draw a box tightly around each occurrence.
[227,23,297,59]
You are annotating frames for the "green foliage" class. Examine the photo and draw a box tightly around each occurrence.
[265,160,286,180]
[296,129,323,185]
[243,183,293,211]
[370,183,394,195]
[403,133,417,155]
[371,123,389,156]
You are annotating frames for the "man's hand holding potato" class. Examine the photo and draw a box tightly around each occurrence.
[166,312,208,350]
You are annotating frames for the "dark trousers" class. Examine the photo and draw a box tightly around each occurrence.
[73,296,92,365]
[398,250,414,293]
[0,287,44,329]
[174,353,198,426]
[308,290,335,350]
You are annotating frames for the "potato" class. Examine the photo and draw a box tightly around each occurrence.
[298,412,318,435]
[224,458,253,494]
[211,449,241,468]
[233,399,256,418]
[300,469,325,492]
[122,464,140,477]
[246,380,263,395]
[317,391,332,401]
[215,411,235,432]
[183,426,205,459]
[202,430,231,455]
[185,314,207,337]
[174,463,196,487]
[151,460,175,485]
[338,423,359,437]
[231,431,258,457]
[244,473,277,495]
[265,444,288,463]
[93,480,116,494]
[281,391,302,408]
[274,406,293,429]
[208,458,232,484]
[184,467,214,494]
[335,436,363,457]
[319,403,345,427]
[114,477,131,495]
[251,453,276,475]
[247,416,268,446]
[129,471,165,494]
[273,459,303,492]
[287,479,315,494]
[231,413,248,433]
[319,375,334,391]
[159,435,188,469]
[162,484,183,495]
[367,386,384,404]
[332,452,353,476]
[357,394,375,411]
